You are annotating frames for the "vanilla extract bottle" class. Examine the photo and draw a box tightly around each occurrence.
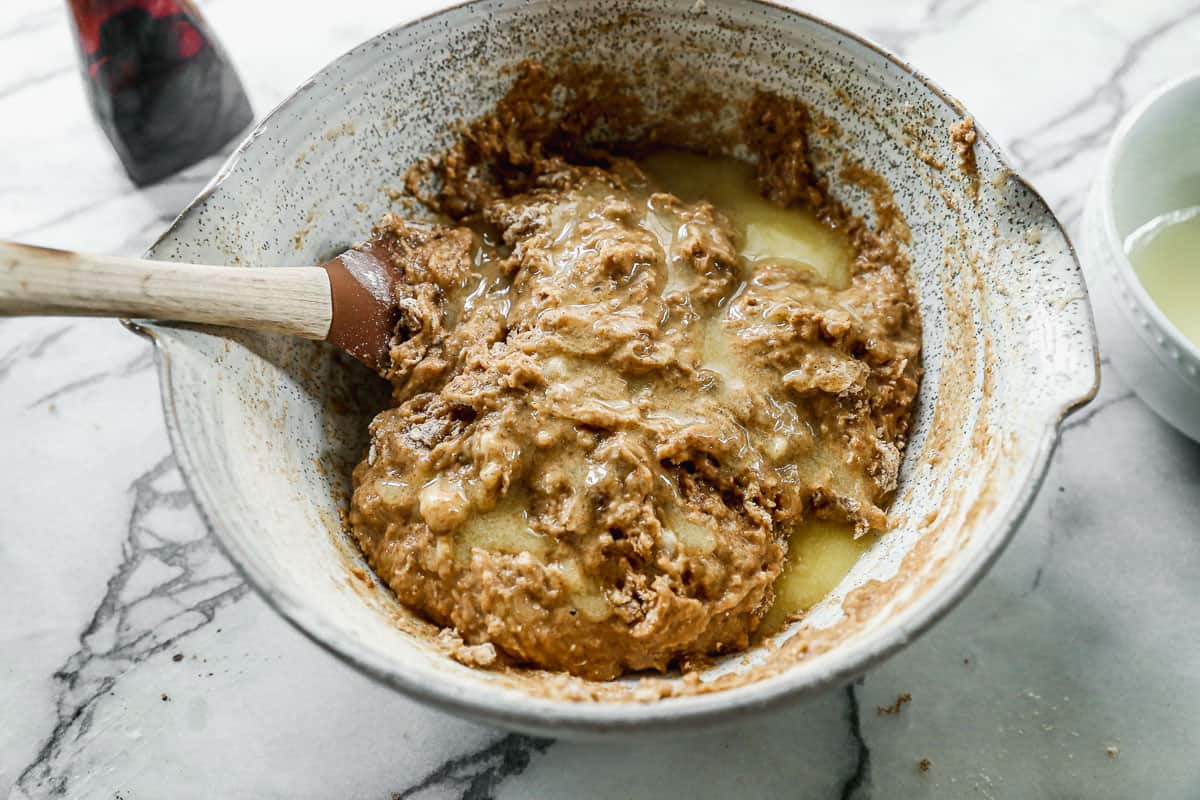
[66,0,254,185]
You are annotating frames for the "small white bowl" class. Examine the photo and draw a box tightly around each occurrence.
[1083,71,1200,442]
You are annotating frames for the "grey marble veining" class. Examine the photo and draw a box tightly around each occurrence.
[1,1,1198,797]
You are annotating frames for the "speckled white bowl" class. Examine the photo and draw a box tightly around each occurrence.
[131,0,1098,737]
[1082,71,1200,443]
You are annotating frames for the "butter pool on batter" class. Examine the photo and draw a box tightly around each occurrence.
[757,521,878,638]
[640,150,854,289]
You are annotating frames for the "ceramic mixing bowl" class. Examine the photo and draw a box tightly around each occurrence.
[131,0,1099,736]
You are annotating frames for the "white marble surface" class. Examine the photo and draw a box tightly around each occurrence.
[2,0,1199,797]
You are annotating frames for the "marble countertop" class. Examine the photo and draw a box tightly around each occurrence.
[2,1,1199,797]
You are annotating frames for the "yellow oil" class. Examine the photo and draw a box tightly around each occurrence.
[454,486,611,619]
[699,313,747,393]
[1126,206,1200,347]
[757,521,877,638]
[556,560,611,622]
[454,486,549,560]
[450,151,870,630]
[639,150,853,288]
[661,504,717,553]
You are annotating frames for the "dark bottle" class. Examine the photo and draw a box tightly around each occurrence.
[66,0,254,186]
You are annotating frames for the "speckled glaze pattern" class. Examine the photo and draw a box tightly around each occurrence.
[131,0,1098,736]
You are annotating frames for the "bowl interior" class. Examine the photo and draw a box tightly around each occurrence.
[140,0,1097,735]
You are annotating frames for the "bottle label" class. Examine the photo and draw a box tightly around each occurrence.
[70,1,208,92]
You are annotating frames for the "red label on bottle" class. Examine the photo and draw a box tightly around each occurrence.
[173,17,203,58]
[69,0,196,54]
[69,0,209,90]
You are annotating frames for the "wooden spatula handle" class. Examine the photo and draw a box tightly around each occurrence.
[0,241,332,339]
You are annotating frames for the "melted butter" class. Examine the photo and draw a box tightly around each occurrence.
[447,151,873,624]
[543,354,574,383]
[640,150,853,289]
[558,560,611,621]
[791,440,871,500]
[758,521,877,638]
[662,505,717,553]
[644,206,678,253]
[453,487,608,620]
[644,202,697,294]
[700,313,746,392]
[1126,206,1200,347]
[454,486,549,561]
[452,221,508,328]
[375,477,410,507]
[644,406,705,427]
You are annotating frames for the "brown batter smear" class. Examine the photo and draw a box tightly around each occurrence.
[348,62,922,680]
[877,692,913,715]
[950,115,980,199]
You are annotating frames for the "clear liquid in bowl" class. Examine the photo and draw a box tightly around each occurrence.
[1125,205,1200,348]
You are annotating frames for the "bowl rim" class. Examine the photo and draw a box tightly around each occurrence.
[1096,69,1200,367]
[128,0,1100,735]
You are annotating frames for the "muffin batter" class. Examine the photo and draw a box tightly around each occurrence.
[348,66,922,680]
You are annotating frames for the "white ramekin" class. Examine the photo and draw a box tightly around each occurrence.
[1083,71,1200,442]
